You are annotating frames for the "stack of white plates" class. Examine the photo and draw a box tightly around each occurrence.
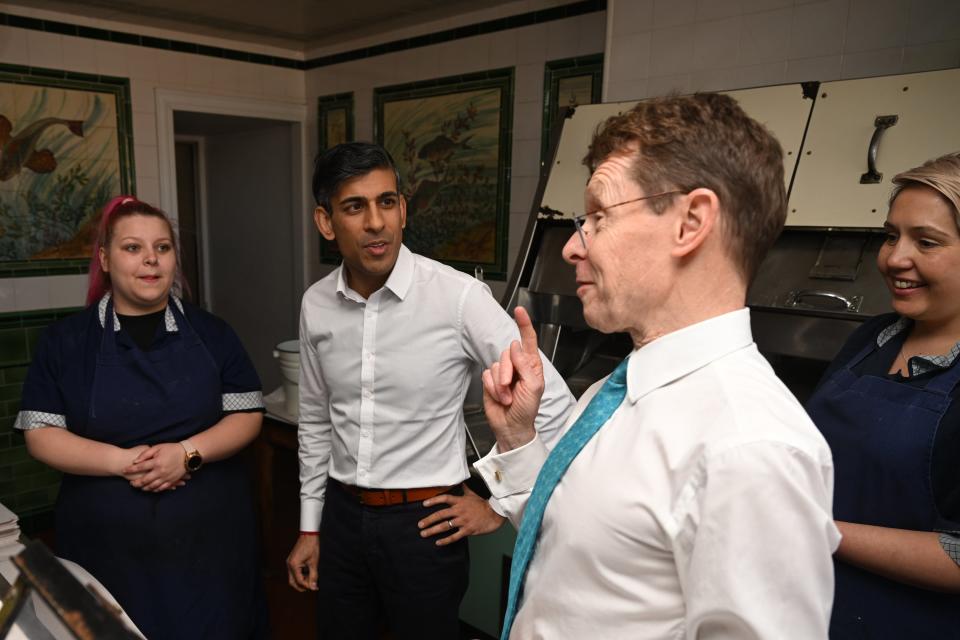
[0,502,22,559]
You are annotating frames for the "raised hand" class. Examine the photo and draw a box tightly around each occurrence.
[481,306,544,452]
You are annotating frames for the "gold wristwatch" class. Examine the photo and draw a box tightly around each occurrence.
[180,439,203,472]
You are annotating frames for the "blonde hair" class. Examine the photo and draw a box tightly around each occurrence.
[890,152,960,230]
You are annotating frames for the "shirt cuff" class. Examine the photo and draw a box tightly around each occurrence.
[300,498,324,532]
[473,433,548,499]
[222,391,264,412]
[14,411,67,431]
[939,532,960,566]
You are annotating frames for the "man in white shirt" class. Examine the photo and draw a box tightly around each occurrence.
[477,93,842,639]
[285,142,575,639]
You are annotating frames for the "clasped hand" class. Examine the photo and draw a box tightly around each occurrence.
[480,307,544,451]
[120,443,190,493]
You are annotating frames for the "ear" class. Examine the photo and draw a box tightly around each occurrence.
[314,206,335,241]
[98,246,109,273]
[672,188,719,259]
[399,193,407,230]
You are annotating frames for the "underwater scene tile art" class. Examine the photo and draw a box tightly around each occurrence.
[0,71,132,264]
[376,69,512,279]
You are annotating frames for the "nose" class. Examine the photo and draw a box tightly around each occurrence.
[562,228,585,265]
[143,248,158,265]
[364,205,386,232]
[881,238,914,270]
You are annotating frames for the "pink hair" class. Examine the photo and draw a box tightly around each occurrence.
[86,196,185,306]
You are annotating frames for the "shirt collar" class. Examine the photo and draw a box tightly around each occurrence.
[626,308,754,404]
[98,292,182,333]
[876,315,960,374]
[335,244,414,302]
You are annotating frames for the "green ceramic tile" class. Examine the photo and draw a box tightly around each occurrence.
[25,327,45,358]
[0,329,27,366]
[3,367,28,383]
[0,445,28,467]
[0,383,21,402]
[15,488,51,511]
[11,459,45,479]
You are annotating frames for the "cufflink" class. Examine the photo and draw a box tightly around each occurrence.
[495,470,502,482]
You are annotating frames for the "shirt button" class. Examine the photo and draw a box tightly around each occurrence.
[363,389,372,398]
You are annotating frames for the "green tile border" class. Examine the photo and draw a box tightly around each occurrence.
[317,92,355,265]
[0,0,605,70]
[373,67,514,281]
[540,53,604,166]
[0,63,133,278]
[0,307,82,327]
[305,0,605,70]
[0,259,89,279]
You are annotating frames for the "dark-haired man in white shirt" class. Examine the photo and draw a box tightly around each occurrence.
[286,141,574,640]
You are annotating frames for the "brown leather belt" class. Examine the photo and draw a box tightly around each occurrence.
[337,481,457,506]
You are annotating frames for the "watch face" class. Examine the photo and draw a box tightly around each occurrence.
[186,453,202,471]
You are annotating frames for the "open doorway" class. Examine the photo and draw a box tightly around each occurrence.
[171,111,299,392]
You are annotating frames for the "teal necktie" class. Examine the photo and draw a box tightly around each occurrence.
[500,357,630,639]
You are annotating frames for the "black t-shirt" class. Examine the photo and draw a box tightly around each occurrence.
[116,309,166,351]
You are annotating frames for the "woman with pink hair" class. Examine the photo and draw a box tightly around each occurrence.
[14,196,269,639]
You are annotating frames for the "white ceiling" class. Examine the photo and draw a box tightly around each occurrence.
[6,0,525,52]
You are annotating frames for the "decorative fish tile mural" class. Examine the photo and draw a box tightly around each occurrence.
[376,69,512,280]
[0,71,131,264]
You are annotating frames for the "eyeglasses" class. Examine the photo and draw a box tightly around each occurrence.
[572,191,684,249]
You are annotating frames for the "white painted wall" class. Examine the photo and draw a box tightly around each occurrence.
[4,0,958,310]
[304,11,608,298]
[604,0,960,102]
[0,3,307,312]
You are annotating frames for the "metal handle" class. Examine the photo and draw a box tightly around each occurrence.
[859,115,898,184]
[473,266,484,282]
[785,289,862,313]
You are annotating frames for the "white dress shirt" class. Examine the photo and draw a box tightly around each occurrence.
[298,245,575,530]
[475,308,841,639]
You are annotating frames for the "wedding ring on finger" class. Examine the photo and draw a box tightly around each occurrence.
[447,520,455,530]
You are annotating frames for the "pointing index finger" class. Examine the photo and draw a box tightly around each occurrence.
[513,306,539,355]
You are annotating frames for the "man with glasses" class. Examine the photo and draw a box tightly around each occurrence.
[475,93,841,638]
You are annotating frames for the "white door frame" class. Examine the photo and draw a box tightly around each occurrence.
[155,89,310,300]
[172,134,210,306]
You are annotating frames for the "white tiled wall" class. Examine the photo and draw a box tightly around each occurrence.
[605,0,960,101]
[0,276,87,314]
[305,11,608,297]
[0,7,307,313]
[5,0,956,310]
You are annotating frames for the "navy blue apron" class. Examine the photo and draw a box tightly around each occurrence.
[55,299,266,640]
[806,335,960,639]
